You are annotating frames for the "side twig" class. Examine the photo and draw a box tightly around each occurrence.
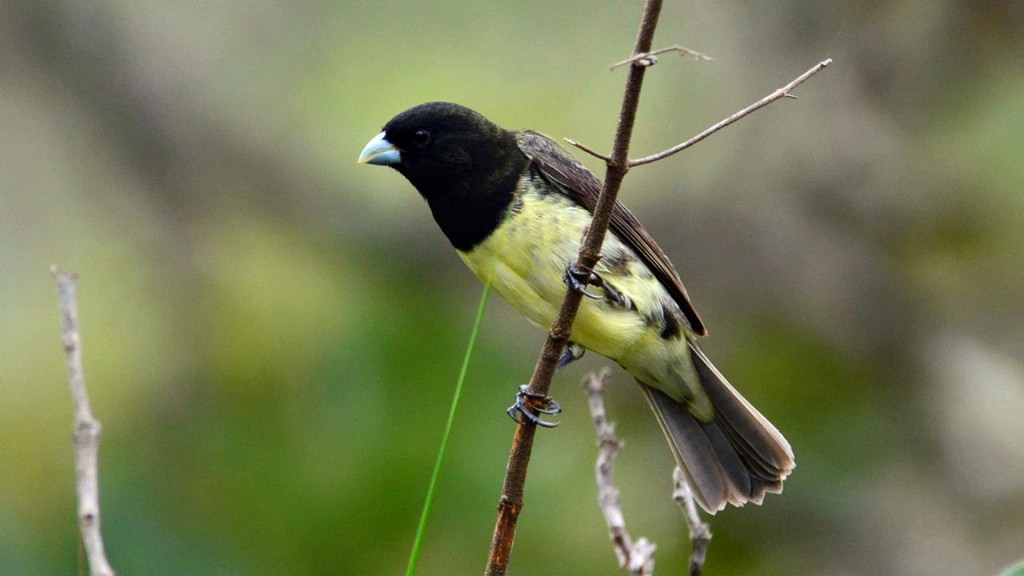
[672,468,712,576]
[627,58,832,167]
[584,369,656,575]
[52,267,116,576]
[563,138,611,163]
[484,1,665,574]
[567,59,832,166]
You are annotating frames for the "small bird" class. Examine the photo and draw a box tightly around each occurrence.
[358,102,793,513]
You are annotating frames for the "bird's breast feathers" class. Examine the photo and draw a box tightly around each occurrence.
[456,175,695,397]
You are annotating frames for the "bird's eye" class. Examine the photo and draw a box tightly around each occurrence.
[411,129,432,148]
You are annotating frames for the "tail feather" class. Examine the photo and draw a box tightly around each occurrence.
[639,343,794,513]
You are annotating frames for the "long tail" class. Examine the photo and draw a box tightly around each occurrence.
[639,343,795,514]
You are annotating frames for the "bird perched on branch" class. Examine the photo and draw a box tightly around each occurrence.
[358,102,794,513]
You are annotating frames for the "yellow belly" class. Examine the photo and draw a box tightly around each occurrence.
[456,181,700,403]
[457,190,634,351]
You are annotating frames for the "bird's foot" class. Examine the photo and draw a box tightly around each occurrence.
[564,264,602,299]
[507,385,562,428]
[563,264,632,310]
[556,342,585,372]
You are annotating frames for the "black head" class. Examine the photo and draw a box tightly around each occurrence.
[359,102,528,250]
[359,102,521,196]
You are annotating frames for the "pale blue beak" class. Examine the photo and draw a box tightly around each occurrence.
[357,132,401,165]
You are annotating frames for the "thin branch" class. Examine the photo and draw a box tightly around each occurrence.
[611,45,712,70]
[629,58,832,167]
[564,138,611,163]
[584,369,656,575]
[484,1,665,574]
[485,3,828,573]
[672,468,712,576]
[52,267,116,576]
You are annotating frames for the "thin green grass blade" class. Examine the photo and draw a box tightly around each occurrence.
[405,285,490,576]
[1000,561,1024,576]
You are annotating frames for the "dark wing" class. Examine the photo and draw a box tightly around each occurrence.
[515,130,706,336]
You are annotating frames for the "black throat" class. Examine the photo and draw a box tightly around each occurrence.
[398,135,527,252]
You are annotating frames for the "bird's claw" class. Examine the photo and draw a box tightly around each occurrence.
[556,343,585,372]
[507,385,562,428]
[563,264,631,310]
[564,264,602,299]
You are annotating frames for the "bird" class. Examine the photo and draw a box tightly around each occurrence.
[358,102,794,513]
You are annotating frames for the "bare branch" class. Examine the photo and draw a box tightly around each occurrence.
[629,58,832,167]
[564,138,612,163]
[672,468,712,576]
[485,1,665,574]
[51,267,116,576]
[611,45,712,70]
[584,369,656,575]
[485,3,828,573]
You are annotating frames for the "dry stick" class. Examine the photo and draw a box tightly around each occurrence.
[51,267,116,576]
[673,468,712,576]
[483,1,665,574]
[584,369,656,575]
[626,58,832,167]
[568,59,833,574]
[563,60,833,576]
[484,6,832,575]
[568,59,832,166]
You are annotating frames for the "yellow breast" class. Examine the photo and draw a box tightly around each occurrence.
[456,181,651,361]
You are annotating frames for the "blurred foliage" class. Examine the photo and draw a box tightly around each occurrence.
[2,1,1023,575]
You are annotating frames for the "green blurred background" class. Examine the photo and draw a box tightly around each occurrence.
[3,1,1023,574]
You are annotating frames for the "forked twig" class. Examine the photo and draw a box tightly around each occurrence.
[484,0,830,572]
[628,58,832,167]
[568,58,832,167]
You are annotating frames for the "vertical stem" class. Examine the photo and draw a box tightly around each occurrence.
[484,1,663,574]
[53,267,116,576]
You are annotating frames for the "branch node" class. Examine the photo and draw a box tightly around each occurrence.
[611,45,713,70]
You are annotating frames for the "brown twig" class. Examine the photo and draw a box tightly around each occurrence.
[628,58,832,167]
[484,1,665,574]
[485,3,830,573]
[611,45,712,70]
[52,267,116,576]
[584,369,657,575]
[569,59,832,166]
[672,468,712,576]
